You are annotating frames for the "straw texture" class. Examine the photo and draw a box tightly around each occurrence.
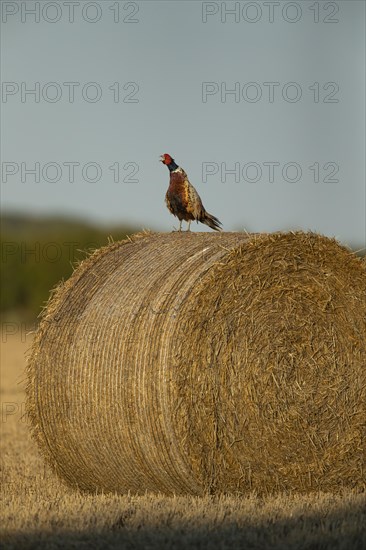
[26,232,366,495]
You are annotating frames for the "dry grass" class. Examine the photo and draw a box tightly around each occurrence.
[26,232,366,496]
[1,335,365,547]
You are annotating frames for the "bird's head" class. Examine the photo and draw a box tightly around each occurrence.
[160,153,174,165]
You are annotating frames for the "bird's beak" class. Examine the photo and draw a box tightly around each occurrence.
[159,155,164,163]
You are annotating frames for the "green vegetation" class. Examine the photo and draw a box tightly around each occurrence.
[1,214,137,319]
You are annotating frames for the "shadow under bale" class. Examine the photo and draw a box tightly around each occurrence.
[26,232,366,495]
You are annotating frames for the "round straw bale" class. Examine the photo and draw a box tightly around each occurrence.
[26,231,366,495]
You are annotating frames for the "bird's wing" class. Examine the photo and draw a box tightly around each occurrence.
[181,173,204,219]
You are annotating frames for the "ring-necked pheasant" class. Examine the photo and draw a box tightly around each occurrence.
[160,154,222,232]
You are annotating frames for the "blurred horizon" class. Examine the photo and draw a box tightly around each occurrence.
[2,208,366,247]
[1,211,365,324]
[1,212,138,320]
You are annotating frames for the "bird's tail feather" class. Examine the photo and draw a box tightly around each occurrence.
[202,211,223,231]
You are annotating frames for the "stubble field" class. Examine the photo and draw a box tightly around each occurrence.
[1,332,365,549]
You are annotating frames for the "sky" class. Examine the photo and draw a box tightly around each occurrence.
[1,0,365,248]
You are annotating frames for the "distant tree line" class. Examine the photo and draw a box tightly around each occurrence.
[1,214,136,319]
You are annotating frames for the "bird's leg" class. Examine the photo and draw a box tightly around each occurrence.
[179,220,182,232]
[187,220,191,232]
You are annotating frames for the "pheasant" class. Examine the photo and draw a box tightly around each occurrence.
[160,154,222,232]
